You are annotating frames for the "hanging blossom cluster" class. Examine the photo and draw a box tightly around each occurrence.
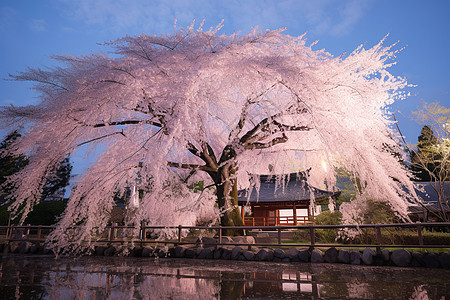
[0,23,418,251]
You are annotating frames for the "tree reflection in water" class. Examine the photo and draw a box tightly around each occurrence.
[0,255,449,299]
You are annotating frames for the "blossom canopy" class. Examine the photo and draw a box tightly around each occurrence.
[0,24,417,250]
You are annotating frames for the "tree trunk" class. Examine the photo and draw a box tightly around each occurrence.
[214,166,244,235]
[190,142,244,234]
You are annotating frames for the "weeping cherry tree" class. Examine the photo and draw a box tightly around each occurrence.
[0,24,418,250]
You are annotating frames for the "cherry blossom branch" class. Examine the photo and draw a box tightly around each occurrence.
[76,131,125,147]
[110,67,136,79]
[201,142,218,169]
[244,134,288,150]
[229,82,279,141]
[239,116,311,146]
[91,119,163,128]
[167,161,218,172]
[8,69,69,92]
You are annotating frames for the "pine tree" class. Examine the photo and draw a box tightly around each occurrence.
[0,132,72,224]
[40,157,72,201]
[410,125,439,181]
[1,132,72,203]
[0,131,29,204]
[409,102,449,222]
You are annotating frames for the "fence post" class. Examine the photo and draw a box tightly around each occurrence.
[277,227,282,245]
[309,226,315,250]
[139,220,146,247]
[109,223,117,241]
[8,225,14,240]
[5,225,9,242]
[218,227,222,245]
[142,221,146,241]
[246,226,252,251]
[178,225,182,244]
[108,225,112,243]
[37,226,42,247]
[108,224,113,242]
[417,225,424,246]
[26,224,31,236]
[375,226,382,254]
[3,225,11,254]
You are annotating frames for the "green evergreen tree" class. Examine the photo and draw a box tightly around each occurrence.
[40,157,72,201]
[408,102,449,222]
[410,125,440,181]
[0,131,29,204]
[0,132,72,224]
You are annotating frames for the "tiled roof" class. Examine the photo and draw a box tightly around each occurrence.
[409,181,450,213]
[237,173,340,204]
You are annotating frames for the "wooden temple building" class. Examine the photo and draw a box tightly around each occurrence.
[237,173,340,226]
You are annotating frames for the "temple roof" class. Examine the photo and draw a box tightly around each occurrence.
[409,181,450,213]
[237,173,340,204]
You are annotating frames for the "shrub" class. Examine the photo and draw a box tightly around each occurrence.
[24,200,67,225]
[292,228,310,242]
[345,227,450,245]
[293,210,343,243]
[315,211,343,243]
[315,210,343,225]
[347,199,401,244]
[362,199,399,224]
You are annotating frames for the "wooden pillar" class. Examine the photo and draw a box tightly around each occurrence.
[309,226,315,251]
[178,225,182,245]
[241,205,245,224]
[375,226,382,254]
[108,225,113,242]
[293,203,297,225]
[307,203,311,223]
[417,225,424,246]
[142,221,146,240]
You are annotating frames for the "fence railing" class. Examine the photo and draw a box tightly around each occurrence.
[1,222,449,251]
[0,225,54,245]
[243,216,313,226]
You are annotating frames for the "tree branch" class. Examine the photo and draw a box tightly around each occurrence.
[167,161,218,172]
[244,134,289,150]
[239,115,277,145]
[110,67,136,79]
[239,116,311,146]
[92,119,162,128]
[201,142,218,169]
[272,120,311,132]
[229,82,279,139]
[76,131,125,147]
[187,142,201,157]
[186,141,218,170]
[96,79,126,85]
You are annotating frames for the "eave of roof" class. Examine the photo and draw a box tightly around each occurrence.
[408,181,450,212]
[237,173,340,204]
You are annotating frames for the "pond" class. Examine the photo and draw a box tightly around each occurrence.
[0,254,449,299]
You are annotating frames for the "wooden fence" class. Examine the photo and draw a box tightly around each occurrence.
[243,216,312,226]
[1,222,449,250]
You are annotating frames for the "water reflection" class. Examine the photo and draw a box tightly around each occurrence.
[0,254,449,299]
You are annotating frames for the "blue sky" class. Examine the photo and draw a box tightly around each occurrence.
[0,0,449,147]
